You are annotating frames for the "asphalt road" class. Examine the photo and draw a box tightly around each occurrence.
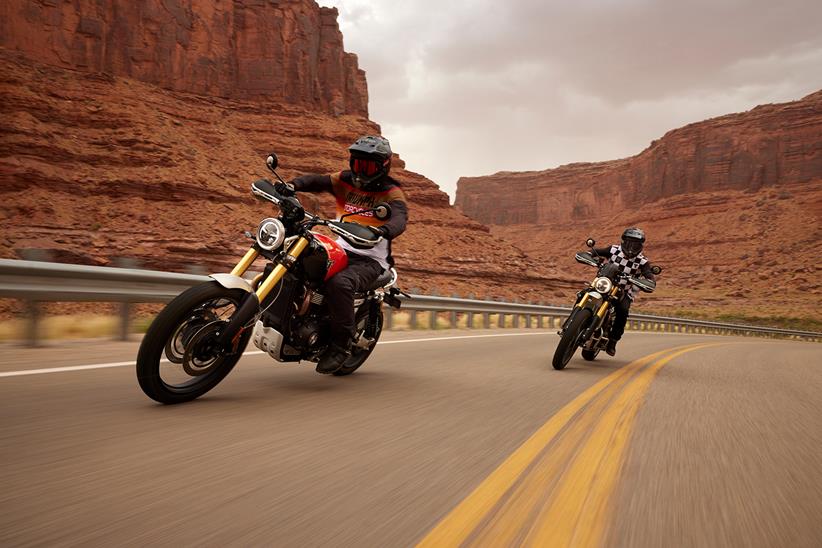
[1,330,820,547]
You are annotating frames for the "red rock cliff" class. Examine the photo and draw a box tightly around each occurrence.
[454,92,822,323]
[0,1,574,304]
[0,0,368,116]
[456,91,822,225]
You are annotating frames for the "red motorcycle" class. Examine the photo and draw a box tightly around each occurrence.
[136,153,406,404]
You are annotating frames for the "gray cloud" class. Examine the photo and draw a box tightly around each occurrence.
[321,0,822,199]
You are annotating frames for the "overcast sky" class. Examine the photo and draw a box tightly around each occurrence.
[319,0,822,201]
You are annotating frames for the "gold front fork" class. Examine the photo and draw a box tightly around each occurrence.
[597,286,620,318]
[231,248,260,277]
[255,237,310,302]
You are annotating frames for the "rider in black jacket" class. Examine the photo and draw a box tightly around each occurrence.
[591,227,656,356]
[276,135,408,374]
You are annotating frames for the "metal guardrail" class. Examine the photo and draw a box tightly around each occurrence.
[1,259,820,345]
[395,295,822,340]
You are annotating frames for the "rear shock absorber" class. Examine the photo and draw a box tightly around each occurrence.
[364,297,381,338]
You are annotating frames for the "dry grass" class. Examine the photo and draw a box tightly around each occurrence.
[0,314,119,342]
[4,305,802,343]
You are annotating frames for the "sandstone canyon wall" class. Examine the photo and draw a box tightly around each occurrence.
[457,91,822,226]
[0,0,574,306]
[0,0,368,116]
[455,92,822,324]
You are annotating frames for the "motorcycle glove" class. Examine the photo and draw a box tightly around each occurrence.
[275,181,296,197]
[369,226,389,238]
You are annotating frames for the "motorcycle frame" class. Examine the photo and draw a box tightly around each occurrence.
[215,235,310,350]
[566,281,621,342]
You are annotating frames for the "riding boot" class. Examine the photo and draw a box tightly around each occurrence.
[316,340,350,374]
[606,339,618,356]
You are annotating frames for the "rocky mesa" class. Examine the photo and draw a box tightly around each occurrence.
[0,0,368,116]
[455,91,822,324]
[0,0,574,306]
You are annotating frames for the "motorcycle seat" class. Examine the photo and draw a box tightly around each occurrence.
[356,268,396,294]
[371,269,394,288]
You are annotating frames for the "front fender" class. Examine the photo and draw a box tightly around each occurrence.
[209,273,254,293]
[577,290,604,311]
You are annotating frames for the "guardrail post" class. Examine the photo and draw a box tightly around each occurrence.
[24,299,42,347]
[113,258,140,341]
[450,293,458,328]
[19,249,55,347]
[118,302,131,341]
[466,293,475,329]
[427,291,438,329]
[512,313,519,328]
[384,307,393,330]
[483,312,490,329]
[408,288,419,329]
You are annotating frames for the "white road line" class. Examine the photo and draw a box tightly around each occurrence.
[0,331,553,378]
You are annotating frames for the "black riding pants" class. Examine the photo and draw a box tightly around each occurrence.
[323,253,384,347]
[610,296,632,341]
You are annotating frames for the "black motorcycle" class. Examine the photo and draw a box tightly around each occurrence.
[552,238,661,370]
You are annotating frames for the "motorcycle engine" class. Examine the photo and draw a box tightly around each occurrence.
[290,314,327,352]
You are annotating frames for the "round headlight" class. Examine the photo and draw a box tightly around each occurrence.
[593,276,613,294]
[256,218,285,251]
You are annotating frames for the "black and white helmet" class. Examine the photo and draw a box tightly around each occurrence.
[621,227,646,258]
[348,135,392,190]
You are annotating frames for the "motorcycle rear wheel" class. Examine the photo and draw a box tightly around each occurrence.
[334,311,384,376]
[552,308,592,370]
[136,282,252,404]
[581,347,600,361]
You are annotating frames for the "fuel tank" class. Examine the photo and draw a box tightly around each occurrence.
[302,232,349,283]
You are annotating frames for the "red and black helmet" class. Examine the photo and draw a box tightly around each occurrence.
[621,227,646,258]
[348,135,392,190]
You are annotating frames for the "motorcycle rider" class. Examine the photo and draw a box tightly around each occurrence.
[275,135,408,374]
[591,227,656,356]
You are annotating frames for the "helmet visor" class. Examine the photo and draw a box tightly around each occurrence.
[623,239,643,257]
[351,158,381,178]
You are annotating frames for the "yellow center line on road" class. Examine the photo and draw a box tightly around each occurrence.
[467,354,644,546]
[417,343,722,548]
[525,343,720,547]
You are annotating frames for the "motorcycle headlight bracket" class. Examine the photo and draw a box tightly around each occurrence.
[592,276,613,294]
[256,218,285,251]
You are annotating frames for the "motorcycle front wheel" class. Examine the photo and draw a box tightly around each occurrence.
[552,308,593,370]
[136,282,252,404]
[334,310,384,376]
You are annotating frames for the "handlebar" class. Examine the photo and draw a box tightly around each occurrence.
[575,251,655,293]
[251,179,382,247]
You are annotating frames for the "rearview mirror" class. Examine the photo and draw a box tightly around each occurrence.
[266,152,279,173]
[586,238,595,248]
[374,202,391,220]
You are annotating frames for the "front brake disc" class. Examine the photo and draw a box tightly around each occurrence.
[181,321,225,376]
